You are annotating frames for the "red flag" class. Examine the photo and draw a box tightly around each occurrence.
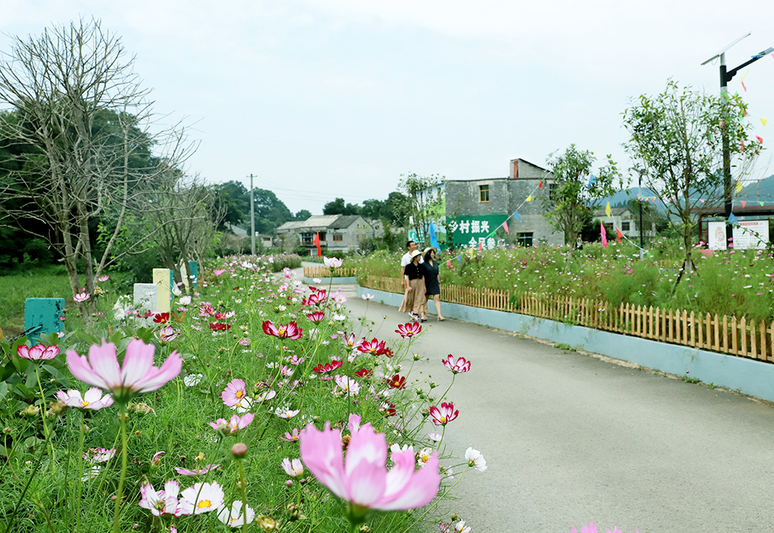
[742,201,747,208]
[615,227,623,243]
[756,135,764,143]
[601,222,607,247]
[478,240,483,251]
[538,181,543,189]
[312,232,321,257]
[502,220,509,234]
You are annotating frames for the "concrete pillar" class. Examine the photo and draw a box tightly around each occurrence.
[152,268,172,313]
[24,298,65,345]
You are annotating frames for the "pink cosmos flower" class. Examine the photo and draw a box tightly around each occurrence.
[212,269,226,277]
[221,379,247,407]
[56,388,114,410]
[86,448,117,463]
[66,339,182,403]
[139,480,182,517]
[17,344,60,361]
[98,275,110,282]
[333,375,360,396]
[342,333,364,350]
[156,326,179,343]
[395,322,422,338]
[179,481,224,515]
[281,428,301,442]
[210,413,254,435]
[323,256,343,269]
[306,311,326,323]
[361,293,375,300]
[281,457,304,477]
[262,320,303,340]
[151,451,165,467]
[275,408,300,419]
[175,464,220,476]
[299,414,440,520]
[73,292,90,303]
[442,355,471,374]
[429,402,459,426]
[357,338,388,356]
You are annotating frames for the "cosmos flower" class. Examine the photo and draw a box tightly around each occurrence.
[262,320,303,340]
[221,379,247,407]
[139,480,182,517]
[66,339,182,404]
[17,344,59,361]
[299,413,440,520]
[56,388,114,410]
[313,361,343,374]
[281,428,301,442]
[281,457,304,477]
[306,311,326,323]
[73,292,90,303]
[179,481,224,515]
[357,338,389,356]
[210,413,254,435]
[442,355,471,374]
[395,322,422,338]
[429,402,459,426]
[323,256,343,269]
[464,447,487,472]
[388,375,407,390]
[175,464,220,476]
[217,500,255,528]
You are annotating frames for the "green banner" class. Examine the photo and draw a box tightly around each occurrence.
[446,214,507,248]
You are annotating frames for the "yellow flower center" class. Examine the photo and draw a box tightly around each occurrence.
[236,390,243,399]
[278,327,286,335]
[81,401,90,407]
[197,500,212,509]
[439,416,447,424]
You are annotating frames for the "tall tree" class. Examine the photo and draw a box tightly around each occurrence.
[294,209,312,220]
[253,188,293,233]
[542,146,621,244]
[213,180,250,229]
[0,18,193,313]
[623,81,759,281]
[323,197,360,216]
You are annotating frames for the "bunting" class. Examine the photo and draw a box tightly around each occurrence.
[605,202,611,218]
[600,222,607,248]
[728,213,738,225]
[587,173,596,188]
[526,195,533,202]
[616,228,623,244]
[501,220,509,234]
[312,232,321,257]
[513,210,522,222]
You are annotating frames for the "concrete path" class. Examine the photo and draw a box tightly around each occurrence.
[344,296,774,533]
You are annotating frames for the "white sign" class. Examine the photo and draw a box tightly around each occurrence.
[708,220,769,250]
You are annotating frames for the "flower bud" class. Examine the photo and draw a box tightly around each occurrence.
[231,442,248,458]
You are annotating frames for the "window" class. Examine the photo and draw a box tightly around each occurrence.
[479,185,489,203]
[516,232,533,247]
[333,233,343,242]
[301,233,313,246]
[622,222,630,231]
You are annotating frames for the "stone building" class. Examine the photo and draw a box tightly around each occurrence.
[275,214,375,254]
[444,158,562,248]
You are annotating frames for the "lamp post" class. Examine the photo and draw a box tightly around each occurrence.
[702,34,774,243]
[638,171,644,260]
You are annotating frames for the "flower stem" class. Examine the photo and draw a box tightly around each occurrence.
[401,465,471,533]
[74,413,86,533]
[112,410,129,533]
[438,373,456,403]
[34,364,56,468]
[237,460,248,533]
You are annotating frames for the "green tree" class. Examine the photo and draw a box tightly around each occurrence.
[294,209,312,220]
[323,197,360,216]
[623,80,759,281]
[542,145,621,244]
[253,188,293,234]
[396,173,445,246]
[213,180,250,229]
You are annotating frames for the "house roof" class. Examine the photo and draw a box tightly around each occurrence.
[329,215,364,229]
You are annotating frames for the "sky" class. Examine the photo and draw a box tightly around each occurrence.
[2,0,774,215]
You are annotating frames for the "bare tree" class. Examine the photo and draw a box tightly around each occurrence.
[0,18,194,314]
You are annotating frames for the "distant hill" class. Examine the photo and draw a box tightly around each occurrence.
[739,174,774,203]
[601,187,666,212]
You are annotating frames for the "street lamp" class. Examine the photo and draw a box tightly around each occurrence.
[702,33,774,243]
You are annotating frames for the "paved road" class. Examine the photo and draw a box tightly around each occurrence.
[344,296,774,533]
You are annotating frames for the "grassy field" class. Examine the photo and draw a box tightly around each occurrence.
[0,265,74,337]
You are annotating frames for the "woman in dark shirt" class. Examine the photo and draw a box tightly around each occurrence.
[421,247,445,321]
[398,250,427,321]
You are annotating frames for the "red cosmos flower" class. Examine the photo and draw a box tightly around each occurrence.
[429,402,459,426]
[442,354,471,374]
[380,402,396,416]
[153,312,170,324]
[357,338,388,356]
[306,311,325,324]
[382,347,395,358]
[262,320,303,340]
[209,323,231,331]
[312,360,343,374]
[388,374,406,389]
[354,368,372,379]
[395,322,422,338]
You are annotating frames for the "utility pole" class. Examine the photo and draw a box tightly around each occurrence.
[250,173,255,255]
[702,33,773,243]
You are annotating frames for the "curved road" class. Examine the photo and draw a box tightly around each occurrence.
[344,295,774,533]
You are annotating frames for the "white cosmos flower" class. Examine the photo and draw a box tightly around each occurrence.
[217,500,255,528]
[465,447,487,472]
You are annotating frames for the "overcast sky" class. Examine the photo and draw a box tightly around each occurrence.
[2,1,774,214]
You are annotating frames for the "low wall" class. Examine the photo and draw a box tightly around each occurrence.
[358,287,774,404]
[303,276,358,285]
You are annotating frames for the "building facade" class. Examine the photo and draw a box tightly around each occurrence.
[275,214,375,254]
[444,158,562,248]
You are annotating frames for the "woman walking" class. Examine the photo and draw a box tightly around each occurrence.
[398,250,427,321]
[421,247,445,321]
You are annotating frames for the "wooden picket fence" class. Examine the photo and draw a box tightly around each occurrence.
[303,266,358,278]
[362,275,774,363]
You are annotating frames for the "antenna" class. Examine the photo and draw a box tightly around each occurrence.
[701,32,751,65]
